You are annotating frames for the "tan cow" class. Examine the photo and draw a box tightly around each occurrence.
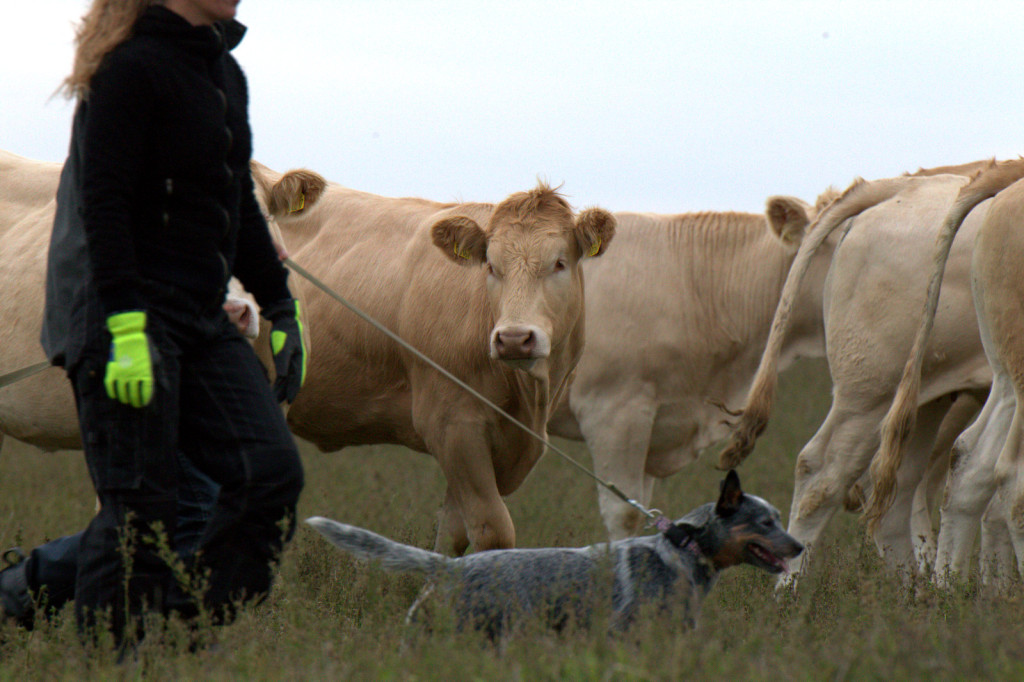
[546,198,839,539]
[0,192,78,450]
[718,167,997,586]
[5,150,843,547]
[868,160,1024,586]
[0,150,62,209]
[0,151,263,452]
[251,163,615,554]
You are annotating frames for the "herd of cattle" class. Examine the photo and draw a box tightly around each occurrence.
[3,148,1024,590]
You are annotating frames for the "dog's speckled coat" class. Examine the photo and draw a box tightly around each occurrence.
[307,470,803,637]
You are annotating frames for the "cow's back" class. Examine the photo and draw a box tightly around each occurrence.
[550,209,805,466]
[0,199,80,449]
[826,175,991,399]
[0,150,61,211]
[280,189,495,452]
[974,178,1024,383]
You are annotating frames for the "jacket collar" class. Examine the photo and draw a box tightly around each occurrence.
[136,5,246,56]
[218,18,246,51]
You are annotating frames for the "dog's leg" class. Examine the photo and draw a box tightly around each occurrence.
[405,581,437,626]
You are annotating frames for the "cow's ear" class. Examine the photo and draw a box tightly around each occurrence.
[765,195,812,250]
[267,169,328,218]
[574,207,616,259]
[431,216,488,265]
[715,469,744,518]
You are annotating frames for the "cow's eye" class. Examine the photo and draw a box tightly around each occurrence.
[553,259,567,273]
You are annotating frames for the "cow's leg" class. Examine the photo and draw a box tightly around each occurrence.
[934,374,1015,584]
[911,449,949,572]
[574,388,656,540]
[911,391,983,571]
[778,400,886,589]
[428,417,517,554]
[979,496,1014,586]
[642,473,658,510]
[434,487,470,556]
[413,379,518,554]
[994,405,1024,577]
[871,396,952,570]
[436,447,515,553]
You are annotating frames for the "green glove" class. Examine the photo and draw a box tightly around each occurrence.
[262,298,308,403]
[105,310,154,408]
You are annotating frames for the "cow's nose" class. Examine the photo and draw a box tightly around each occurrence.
[494,328,536,360]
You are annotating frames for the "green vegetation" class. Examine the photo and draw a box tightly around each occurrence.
[2,360,1022,680]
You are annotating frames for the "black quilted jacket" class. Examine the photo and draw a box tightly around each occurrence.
[80,5,289,316]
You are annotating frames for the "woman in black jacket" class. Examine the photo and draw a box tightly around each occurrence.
[52,0,306,645]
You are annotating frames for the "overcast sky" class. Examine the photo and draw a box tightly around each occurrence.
[2,1,1019,214]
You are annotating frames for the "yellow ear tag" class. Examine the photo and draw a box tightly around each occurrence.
[454,244,471,260]
[587,237,602,257]
[288,193,305,214]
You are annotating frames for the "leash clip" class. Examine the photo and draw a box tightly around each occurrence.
[645,509,674,532]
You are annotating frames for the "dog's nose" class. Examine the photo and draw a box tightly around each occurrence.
[792,540,805,556]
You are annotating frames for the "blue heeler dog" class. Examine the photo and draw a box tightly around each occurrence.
[307,470,803,637]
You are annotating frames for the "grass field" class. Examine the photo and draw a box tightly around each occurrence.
[1,359,1022,680]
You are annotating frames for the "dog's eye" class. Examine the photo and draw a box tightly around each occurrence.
[762,518,775,529]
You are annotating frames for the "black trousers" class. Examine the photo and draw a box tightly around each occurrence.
[25,449,217,619]
[70,288,304,641]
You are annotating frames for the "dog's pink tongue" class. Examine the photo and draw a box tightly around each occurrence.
[765,550,789,573]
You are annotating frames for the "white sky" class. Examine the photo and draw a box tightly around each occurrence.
[2,1,1019,213]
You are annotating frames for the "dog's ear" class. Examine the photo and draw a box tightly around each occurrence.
[664,522,698,547]
[716,469,744,517]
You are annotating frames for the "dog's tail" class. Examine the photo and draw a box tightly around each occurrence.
[306,516,448,575]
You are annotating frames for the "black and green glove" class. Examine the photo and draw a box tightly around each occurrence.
[262,298,308,404]
[105,310,154,408]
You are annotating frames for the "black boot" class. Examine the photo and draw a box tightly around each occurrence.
[0,548,34,629]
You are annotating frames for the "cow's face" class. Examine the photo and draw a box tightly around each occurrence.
[432,184,615,376]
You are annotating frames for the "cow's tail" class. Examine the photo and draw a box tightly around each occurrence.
[866,158,1024,530]
[306,516,449,575]
[718,175,920,469]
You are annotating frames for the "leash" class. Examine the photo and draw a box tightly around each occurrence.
[0,264,675,530]
[0,360,52,389]
[283,257,674,531]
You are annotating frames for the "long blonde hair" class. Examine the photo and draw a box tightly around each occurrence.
[59,0,155,100]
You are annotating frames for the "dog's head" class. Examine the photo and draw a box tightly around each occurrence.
[667,470,804,574]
